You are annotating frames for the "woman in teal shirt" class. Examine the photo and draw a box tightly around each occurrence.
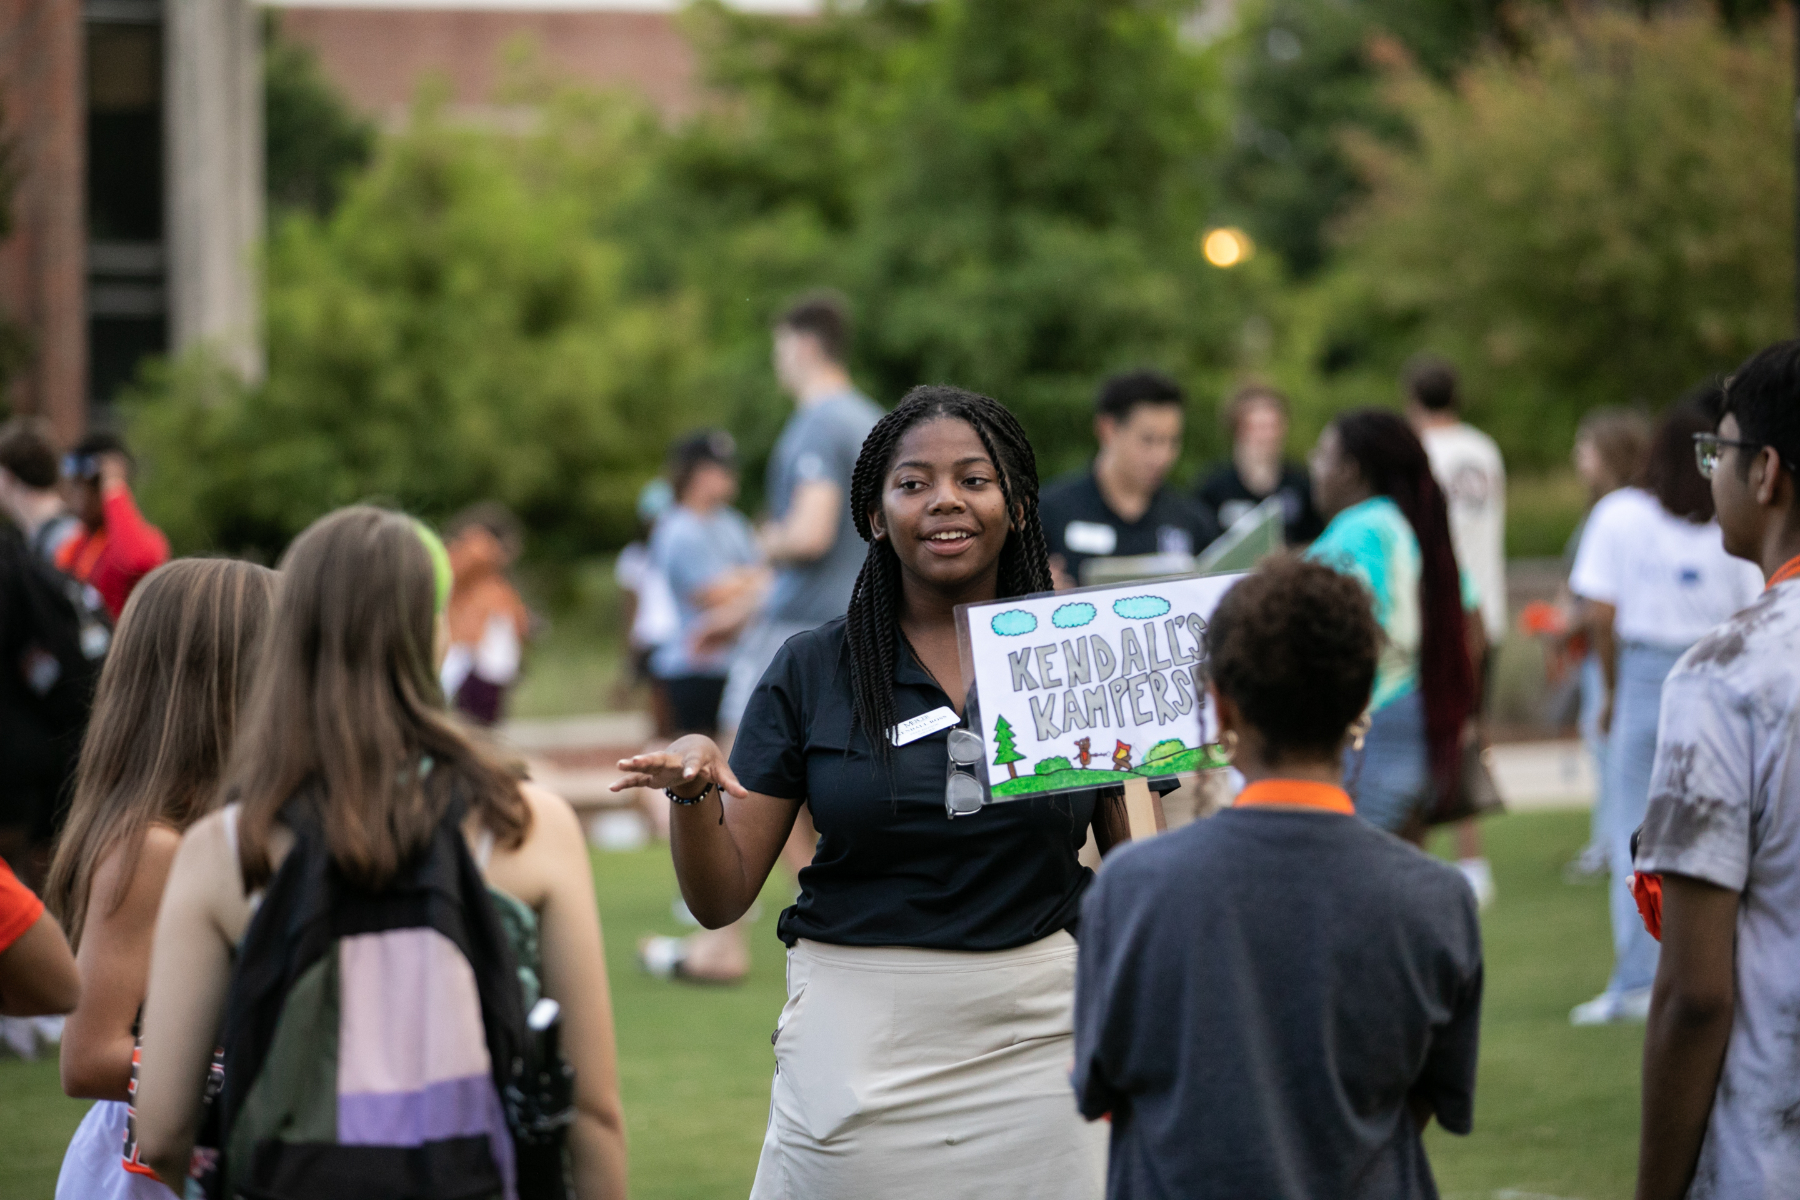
[1307,410,1479,835]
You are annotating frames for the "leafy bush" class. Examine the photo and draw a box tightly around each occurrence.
[1034,756,1074,775]
[130,95,704,560]
[1144,737,1188,763]
[643,0,1263,486]
[1294,9,1793,468]
[265,18,375,219]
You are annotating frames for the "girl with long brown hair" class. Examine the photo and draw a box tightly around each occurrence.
[132,506,627,1198]
[48,558,277,1200]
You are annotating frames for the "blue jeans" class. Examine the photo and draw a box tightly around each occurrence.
[1604,642,1686,996]
[1578,653,1610,851]
[1344,689,1429,834]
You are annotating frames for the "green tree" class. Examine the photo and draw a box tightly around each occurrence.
[1219,0,1503,277]
[1287,8,1793,469]
[264,16,375,218]
[992,714,1024,779]
[640,0,1261,487]
[130,93,701,560]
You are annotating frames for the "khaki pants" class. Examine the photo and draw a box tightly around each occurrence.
[750,934,1107,1200]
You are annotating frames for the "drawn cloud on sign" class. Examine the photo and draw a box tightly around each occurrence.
[990,609,1039,637]
[1112,595,1172,620]
[1051,602,1097,629]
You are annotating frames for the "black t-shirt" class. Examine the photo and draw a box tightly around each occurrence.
[1073,809,1483,1200]
[1039,469,1221,583]
[729,617,1098,951]
[1194,462,1323,545]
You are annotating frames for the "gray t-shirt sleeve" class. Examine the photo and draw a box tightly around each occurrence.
[1411,893,1483,1136]
[799,404,867,492]
[1070,873,1125,1121]
[1637,669,1754,892]
[657,522,712,602]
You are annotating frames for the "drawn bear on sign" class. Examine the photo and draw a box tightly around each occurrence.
[1112,740,1132,772]
[1074,737,1093,768]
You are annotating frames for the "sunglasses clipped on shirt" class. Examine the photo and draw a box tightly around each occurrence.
[1693,432,1789,481]
[945,728,986,818]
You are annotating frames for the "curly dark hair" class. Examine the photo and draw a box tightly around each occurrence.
[1205,556,1381,763]
[845,385,1052,756]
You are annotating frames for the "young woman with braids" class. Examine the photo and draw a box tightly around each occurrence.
[614,385,1108,1199]
[1305,409,1482,841]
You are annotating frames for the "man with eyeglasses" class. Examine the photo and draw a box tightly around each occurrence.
[1634,340,1800,1200]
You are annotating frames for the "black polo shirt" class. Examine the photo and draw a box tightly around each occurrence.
[1039,468,1220,583]
[730,617,1098,951]
[1194,461,1323,546]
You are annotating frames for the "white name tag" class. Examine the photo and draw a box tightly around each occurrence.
[1064,520,1118,556]
[890,706,962,747]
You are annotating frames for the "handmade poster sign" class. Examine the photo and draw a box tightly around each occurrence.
[954,572,1247,804]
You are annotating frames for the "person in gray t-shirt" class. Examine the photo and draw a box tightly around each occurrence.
[718,293,881,734]
[644,293,879,989]
[1074,558,1482,1200]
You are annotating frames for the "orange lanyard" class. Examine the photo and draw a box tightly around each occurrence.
[1232,779,1356,815]
[1769,554,1800,590]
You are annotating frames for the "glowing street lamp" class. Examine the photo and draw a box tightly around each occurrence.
[1201,227,1253,268]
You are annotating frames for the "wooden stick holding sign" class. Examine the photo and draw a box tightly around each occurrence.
[1091,777,1167,851]
[953,571,1244,839]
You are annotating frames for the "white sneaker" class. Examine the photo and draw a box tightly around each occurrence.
[1570,987,1652,1026]
[1564,842,1609,882]
[1457,857,1497,911]
[0,1016,38,1059]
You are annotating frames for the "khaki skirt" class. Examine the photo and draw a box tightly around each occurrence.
[749,932,1107,1200]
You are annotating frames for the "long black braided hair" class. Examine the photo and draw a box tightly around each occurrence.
[844,385,1054,758]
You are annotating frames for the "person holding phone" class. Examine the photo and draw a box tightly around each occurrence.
[55,432,168,620]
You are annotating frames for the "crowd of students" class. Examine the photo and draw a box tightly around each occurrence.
[3,296,1798,1199]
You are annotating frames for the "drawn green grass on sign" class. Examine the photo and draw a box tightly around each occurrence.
[992,768,1137,796]
[986,740,1230,796]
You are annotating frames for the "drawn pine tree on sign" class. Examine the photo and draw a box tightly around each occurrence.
[992,715,1025,779]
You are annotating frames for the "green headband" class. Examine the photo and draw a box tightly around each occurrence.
[412,519,453,615]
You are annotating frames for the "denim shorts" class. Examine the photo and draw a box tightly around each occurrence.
[1343,689,1429,834]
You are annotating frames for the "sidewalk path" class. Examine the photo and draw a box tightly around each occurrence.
[501,712,1597,816]
[1485,740,1594,812]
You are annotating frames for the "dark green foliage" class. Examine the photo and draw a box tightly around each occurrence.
[264,17,375,218]
[1034,755,1073,775]
[644,0,1260,489]
[130,96,702,561]
[1298,9,1794,470]
[1220,0,1506,278]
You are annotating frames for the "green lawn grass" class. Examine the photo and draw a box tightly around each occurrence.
[0,810,1637,1200]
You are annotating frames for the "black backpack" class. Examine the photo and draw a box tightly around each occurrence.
[12,536,110,731]
[193,788,545,1200]
[0,528,108,831]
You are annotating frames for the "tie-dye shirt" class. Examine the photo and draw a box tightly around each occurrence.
[1306,497,1423,712]
[1637,575,1800,1198]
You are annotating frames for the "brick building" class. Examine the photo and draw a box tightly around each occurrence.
[275,0,816,125]
[0,0,811,441]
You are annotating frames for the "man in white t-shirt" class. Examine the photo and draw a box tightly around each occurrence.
[1406,356,1505,908]
[1635,343,1800,1199]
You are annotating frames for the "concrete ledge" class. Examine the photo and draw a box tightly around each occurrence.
[1488,740,1594,812]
